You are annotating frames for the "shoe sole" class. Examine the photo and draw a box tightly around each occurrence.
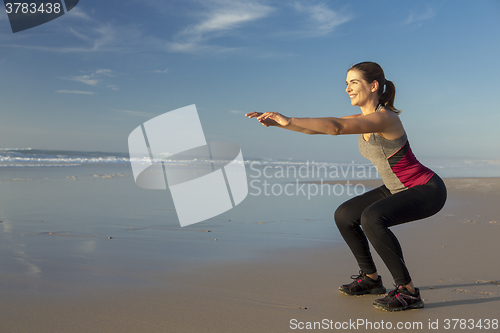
[339,287,387,296]
[373,300,424,312]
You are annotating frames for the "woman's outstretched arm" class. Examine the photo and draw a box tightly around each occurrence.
[246,110,398,136]
[245,112,323,134]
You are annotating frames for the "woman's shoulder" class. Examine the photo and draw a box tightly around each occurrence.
[378,105,401,115]
[376,106,402,125]
[375,105,405,140]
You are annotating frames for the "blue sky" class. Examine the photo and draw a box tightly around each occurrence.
[0,0,499,162]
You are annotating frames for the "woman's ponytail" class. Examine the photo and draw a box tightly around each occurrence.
[380,80,399,113]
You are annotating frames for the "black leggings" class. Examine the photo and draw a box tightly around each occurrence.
[334,174,447,285]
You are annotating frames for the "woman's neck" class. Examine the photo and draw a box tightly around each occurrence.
[360,100,379,116]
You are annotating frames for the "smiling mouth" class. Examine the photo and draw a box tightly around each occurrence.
[349,94,357,99]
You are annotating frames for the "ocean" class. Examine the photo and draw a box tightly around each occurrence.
[1,148,499,178]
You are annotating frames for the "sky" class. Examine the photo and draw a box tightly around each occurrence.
[0,0,499,163]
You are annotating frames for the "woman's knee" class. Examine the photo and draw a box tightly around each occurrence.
[360,207,387,235]
[334,202,357,229]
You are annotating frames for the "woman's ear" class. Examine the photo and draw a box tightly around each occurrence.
[371,80,379,93]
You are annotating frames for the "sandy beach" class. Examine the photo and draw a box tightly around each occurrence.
[1,173,499,332]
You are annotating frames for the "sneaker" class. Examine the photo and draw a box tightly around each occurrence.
[339,271,386,296]
[373,285,424,311]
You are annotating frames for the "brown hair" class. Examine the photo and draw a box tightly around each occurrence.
[349,62,400,114]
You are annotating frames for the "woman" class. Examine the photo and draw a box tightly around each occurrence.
[245,62,447,312]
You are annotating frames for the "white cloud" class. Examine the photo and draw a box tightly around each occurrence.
[112,109,154,117]
[107,85,119,91]
[1,23,120,53]
[0,2,349,58]
[96,69,115,76]
[63,24,119,53]
[0,44,104,53]
[56,90,96,95]
[187,2,272,34]
[69,75,99,86]
[405,7,436,26]
[168,0,274,54]
[167,42,238,54]
[68,27,93,43]
[150,69,169,74]
[67,7,91,21]
[62,69,116,88]
[1,7,135,54]
[90,24,117,50]
[229,110,244,114]
[292,1,352,36]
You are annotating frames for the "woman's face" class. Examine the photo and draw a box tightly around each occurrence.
[345,69,377,107]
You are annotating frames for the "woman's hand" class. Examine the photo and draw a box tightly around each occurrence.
[245,111,291,127]
[257,112,291,127]
[245,111,327,134]
[245,111,278,127]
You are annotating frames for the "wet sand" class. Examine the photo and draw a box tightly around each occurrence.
[1,175,499,332]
